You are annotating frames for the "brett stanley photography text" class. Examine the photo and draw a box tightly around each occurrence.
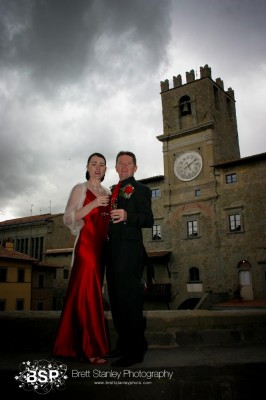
[71,368,174,381]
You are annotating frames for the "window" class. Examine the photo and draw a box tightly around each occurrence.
[0,268,7,282]
[189,267,200,282]
[0,299,6,311]
[195,189,201,197]
[187,221,198,238]
[17,269,25,283]
[32,236,44,261]
[213,86,220,110]
[37,302,44,311]
[152,225,161,240]
[229,214,241,232]
[16,299,24,311]
[226,173,237,184]
[52,297,57,310]
[63,269,69,279]
[15,236,44,261]
[151,188,160,198]
[15,238,29,254]
[38,274,45,288]
[227,97,234,119]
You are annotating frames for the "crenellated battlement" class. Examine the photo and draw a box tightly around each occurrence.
[200,64,212,78]
[160,64,232,95]
[159,63,240,163]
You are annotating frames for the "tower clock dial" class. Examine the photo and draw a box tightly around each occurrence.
[174,151,203,181]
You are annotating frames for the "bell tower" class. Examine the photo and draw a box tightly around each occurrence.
[157,64,240,206]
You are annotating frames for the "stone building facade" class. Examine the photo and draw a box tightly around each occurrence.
[142,64,266,309]
[0,241,36,311]
[0,214,75,311]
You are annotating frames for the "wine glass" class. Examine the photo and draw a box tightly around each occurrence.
[111,198,118,210]
[101,195,110,217]
[110,198,118,222]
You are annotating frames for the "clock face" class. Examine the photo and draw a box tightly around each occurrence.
[174,151,203,181]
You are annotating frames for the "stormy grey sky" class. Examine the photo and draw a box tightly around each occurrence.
[0,0,265,221]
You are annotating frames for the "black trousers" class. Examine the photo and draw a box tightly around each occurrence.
[106,239,147,357]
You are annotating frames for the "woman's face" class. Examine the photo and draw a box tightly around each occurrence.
[87,156,106,180]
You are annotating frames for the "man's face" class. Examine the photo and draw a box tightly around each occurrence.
[116,155,137,181]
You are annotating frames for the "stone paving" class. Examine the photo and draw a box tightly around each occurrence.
[1,307,266,399]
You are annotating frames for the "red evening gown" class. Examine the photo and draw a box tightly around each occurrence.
[53,190,110,359]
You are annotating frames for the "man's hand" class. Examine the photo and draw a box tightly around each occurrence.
[110,209,127,223]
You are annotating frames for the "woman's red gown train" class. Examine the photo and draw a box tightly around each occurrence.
[52,190,109,360]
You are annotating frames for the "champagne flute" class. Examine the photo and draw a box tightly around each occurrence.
[101,195,110,217]
[110,198,118,222]
[111,198,118,210]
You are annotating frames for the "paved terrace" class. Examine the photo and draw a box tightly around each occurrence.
[1,305,266,399]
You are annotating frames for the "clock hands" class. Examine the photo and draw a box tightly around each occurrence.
[185,159,196,170]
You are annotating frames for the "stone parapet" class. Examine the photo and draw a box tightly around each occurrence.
[1,310,266,352]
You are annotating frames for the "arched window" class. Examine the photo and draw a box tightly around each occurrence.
[213,85,220,110]
[237,260,251,270]
[180,95,191,116]
[189,267,199,281]
[226,97,233,119]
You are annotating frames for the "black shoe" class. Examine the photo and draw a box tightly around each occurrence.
[104,348,123,358]
[111,355,144,368]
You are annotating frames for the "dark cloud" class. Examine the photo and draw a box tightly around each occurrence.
[0,0,171,94]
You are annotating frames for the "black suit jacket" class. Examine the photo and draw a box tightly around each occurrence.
[106,176,153,353]
[109,176,154,242]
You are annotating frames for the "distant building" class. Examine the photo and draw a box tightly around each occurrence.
[0,240,36,311]
[0,215,73,311]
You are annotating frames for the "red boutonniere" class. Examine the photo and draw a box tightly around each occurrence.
[119,184,135,199]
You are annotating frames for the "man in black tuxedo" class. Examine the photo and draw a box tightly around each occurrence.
[106,151,154,367]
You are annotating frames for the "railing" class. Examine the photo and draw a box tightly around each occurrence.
[143,283,171,302]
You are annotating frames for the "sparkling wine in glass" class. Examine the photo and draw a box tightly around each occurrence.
[110,198,118,222]
[101,195,110,217]
[111,198,118,210]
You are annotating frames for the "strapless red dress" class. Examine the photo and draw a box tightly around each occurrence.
[53,190,109,359]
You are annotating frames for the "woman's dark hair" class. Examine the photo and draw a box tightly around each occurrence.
[86,152,106,181]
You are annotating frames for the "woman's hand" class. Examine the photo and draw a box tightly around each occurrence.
[93,195,110,208]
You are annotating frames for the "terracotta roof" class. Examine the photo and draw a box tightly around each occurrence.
[0,213,63,227]
[0,246,36,261]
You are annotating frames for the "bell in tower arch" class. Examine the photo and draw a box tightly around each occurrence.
[180,95,191,116]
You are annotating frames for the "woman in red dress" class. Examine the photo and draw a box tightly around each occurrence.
[52,153,110,365]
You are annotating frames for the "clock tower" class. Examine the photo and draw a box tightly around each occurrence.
[157,64,240,206]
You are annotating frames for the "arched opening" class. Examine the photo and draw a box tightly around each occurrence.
[180,95,191,116]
